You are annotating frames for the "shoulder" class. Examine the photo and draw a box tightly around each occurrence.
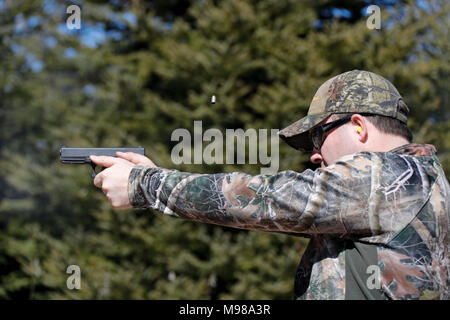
[326,150,438,242]
[324,150,437,186]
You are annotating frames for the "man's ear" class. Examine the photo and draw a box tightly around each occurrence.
[351,114,368,143]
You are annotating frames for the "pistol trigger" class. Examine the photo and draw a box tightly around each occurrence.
[90,162,97,179]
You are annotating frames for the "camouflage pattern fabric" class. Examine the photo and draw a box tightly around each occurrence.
[128,144,450,300]
[278,70,408,151]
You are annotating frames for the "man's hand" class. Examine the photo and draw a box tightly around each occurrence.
[91,152,156,209]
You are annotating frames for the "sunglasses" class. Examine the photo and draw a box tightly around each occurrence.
[309,115,353,151]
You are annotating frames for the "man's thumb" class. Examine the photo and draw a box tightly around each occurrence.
[116,152,155,166]
[90,155,120,168]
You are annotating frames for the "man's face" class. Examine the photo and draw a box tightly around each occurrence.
[309,116,361,167]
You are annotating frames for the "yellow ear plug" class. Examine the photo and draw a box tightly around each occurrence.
[357,127,362,133]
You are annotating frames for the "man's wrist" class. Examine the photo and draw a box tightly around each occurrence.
[128,165,159,208]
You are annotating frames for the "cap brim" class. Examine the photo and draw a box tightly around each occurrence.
[278,113,331,151]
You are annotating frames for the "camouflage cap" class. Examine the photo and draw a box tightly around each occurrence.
[278,70,408,152]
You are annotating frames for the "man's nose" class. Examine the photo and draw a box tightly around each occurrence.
[310,149,323,165]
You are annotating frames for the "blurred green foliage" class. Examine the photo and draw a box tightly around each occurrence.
[0,0,448,299]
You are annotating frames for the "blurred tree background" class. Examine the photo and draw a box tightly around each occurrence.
[0,0,448,299]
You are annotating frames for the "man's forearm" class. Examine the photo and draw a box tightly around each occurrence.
[127,165,318,234]
[128,165,194,215]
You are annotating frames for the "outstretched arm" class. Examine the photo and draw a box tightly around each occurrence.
[92,151,415,239]
[118,152,379,237]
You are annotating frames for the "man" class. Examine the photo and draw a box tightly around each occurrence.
[91,70,449,300]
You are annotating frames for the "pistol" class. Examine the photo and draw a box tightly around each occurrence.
[60,147,145,178]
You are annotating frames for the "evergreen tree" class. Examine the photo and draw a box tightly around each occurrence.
[0,0,448,299]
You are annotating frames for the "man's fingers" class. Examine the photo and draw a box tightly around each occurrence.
[116,152,155,166]
[93,171,104,188]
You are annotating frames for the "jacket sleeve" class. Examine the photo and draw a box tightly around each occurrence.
[127,152,424,238]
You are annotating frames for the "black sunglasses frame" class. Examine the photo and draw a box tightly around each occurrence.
[309,115,353,151]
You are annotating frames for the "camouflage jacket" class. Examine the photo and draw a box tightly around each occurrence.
[128,144,450,300]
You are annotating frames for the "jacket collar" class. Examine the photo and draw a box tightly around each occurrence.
[389,143,437,157]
